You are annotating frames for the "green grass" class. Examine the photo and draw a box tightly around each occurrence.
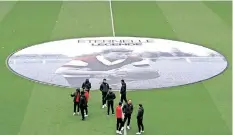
[0,1,231,135]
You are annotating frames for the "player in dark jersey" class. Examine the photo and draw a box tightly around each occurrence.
[82,79,91,93]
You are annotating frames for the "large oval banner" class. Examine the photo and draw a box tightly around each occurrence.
[7,37,227,90]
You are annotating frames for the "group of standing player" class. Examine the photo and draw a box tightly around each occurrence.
[71,79,91,120]
[71,78,145,134]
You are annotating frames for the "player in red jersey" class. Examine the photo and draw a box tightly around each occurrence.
[70,88,81,115]
[116,102,124,134]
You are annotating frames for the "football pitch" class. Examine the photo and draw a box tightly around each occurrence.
[0,1,232,135]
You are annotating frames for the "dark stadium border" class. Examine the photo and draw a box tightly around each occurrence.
[5,36,229,91]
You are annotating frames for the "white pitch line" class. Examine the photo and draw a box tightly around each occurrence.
[109,1,122,134]
[124,125,127,135]
[121,106,127,135]
[109,0,115,37]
